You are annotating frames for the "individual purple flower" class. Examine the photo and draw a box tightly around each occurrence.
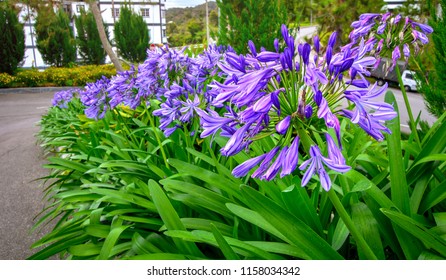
[232,153,267,178]
[248,40,257,56]
[412,30,429,45]
[390,46,401,71]
[280,136,300,177]
[220,123,251,156]
[305,105,313,119]
[411,21,434,34]
[313,35,320,53]
[276,115,291,134]
[179,94,201,122]
[301,43,311,65]
[377,23,386,34]
[342,109,393,141]
[393,14,402,25]
[261,146,289,180]
[328,32,337,48]
[403,44,410,60]
[251,146,280,179]
[299,143,350,191]
[342,82,396,140]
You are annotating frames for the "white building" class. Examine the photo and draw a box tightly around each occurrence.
[382,0,420,12]
[18,0,167,68]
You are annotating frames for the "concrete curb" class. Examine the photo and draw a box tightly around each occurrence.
[0,87,79,95]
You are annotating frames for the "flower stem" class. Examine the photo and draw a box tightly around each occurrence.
[148,112,170,170]
[295,121,313,152]
[394,66,421,146]
[327,189,378,260]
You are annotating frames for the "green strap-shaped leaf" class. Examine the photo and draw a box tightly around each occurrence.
[165,230,282,260]
[240,186,343,260]
[211,224,240,260]
[167,158,243,201]
[384,91,410,215]
[351,202,385,259]
[148,180,204,258]
[385,91,424,259]
[381,208,446,258]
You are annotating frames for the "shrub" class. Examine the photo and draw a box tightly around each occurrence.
[35,7,77,67]
[0,72,15,88]
[0,2,25,75]
[114,5,150,62]
[15,69,45,87]
[75,9,108,65]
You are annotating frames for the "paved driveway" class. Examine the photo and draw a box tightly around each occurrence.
[0,90,56,259]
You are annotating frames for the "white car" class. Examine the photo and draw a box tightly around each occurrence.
[401,70,418,92]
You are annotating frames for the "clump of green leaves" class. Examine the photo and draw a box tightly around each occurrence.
[114,5,149,63]
[0,1,25,74]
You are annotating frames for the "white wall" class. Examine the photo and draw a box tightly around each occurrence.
[16,0,167,69]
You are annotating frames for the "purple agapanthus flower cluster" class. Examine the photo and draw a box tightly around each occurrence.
[79,76,111,120]
[196,22,403,190]
[52,89,76,109]
[151,45,227,136]
[50,12,432,191]
[349,13,433,71]
[51,45,226,123]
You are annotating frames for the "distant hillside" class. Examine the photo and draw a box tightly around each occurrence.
[166,1,218,46]
[166,1,217,27]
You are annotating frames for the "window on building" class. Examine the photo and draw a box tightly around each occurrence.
[76,5,85,13]
[112,8,120,18]
[161,10,166,18]
[162,29,166,38]
[63,5,72,17]
[141,8,150,17]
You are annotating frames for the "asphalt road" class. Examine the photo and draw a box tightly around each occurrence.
[0,86,438,260]
[371,85,438,132]
[0,90,56,260]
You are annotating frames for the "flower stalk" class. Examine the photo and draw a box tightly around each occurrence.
[327,188,378,260]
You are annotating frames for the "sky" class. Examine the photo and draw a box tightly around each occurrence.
[165,0,208,9]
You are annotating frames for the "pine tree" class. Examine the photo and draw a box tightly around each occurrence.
[216,0,288,54]
[415,0,446,117]
[114,5,150,63]
[35,7,77,67]
[0,2,25,74]
[75,9,107,65]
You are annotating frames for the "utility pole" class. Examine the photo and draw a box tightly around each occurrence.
[159,0,163,44]
[26,3,37,68]
[205,0,210,46]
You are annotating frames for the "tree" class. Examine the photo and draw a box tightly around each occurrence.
[217,0,288,54]
[87,0,123,71]
[315,0,384,47]
[35,7,76,67]
[415,0,446,117]
[187,17,204,43]
[75,9,107,65]
[114,5,149,63]
[0,1,25,74]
